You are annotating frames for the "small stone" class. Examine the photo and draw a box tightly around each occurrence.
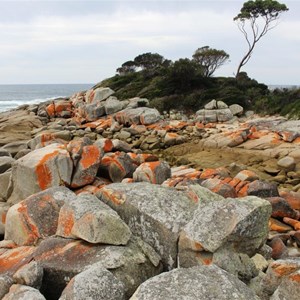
[277,156,296,172]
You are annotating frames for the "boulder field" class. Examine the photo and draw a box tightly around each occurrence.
[0,87,300,299]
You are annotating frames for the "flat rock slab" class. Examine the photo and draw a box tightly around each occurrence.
[97,182,197,270]
[130,265,260,300]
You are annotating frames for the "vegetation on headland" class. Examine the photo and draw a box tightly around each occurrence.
[97,51,299,117]
[97,1,298,118]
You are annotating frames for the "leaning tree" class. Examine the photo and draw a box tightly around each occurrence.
[234,0,288,76]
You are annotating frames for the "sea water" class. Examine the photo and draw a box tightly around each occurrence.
[0,84,94,113]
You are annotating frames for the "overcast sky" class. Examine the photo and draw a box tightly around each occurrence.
[0,0,298,85]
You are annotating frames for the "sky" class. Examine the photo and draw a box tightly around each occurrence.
[0,0,299,85]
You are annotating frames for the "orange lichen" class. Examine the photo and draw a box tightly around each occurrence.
[36,151,59,190]
[100,188,126,205]
[272,263,299,276]
[17,203,40,245]
[1,212,6,224]
[0,246,35,273]
[59,210,75,236]
[103,139,113,152]
[200,169,218,179]
[80,146,101,169]
[289,272,300,282]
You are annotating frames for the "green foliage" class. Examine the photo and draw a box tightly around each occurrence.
[98,52,289,115]
[234,0,288,20]
[116,60,136,75]
[253,87,300,118]
[192,46,230,77]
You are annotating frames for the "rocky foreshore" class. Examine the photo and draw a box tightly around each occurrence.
[0,87,300,299]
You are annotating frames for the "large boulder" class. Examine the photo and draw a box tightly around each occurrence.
[115,108,160,126]
[178,196,272,268]
[46,100,72,118]
[85,87,114,103]
[8,143,73,204]
[80,102,105,122]
[105,96,124,115]
[70,144,102,188]
[56,193,131,245]
[59,264,125,300]
[97,182,197,270]
[99,152,136,182]
[5,187,76,245]
[32,236,162,299]
[130,265,260,300]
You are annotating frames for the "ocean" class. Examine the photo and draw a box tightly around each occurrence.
[0,84,94,113]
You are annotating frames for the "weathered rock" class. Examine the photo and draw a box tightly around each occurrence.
[32,236,162,299]
[0,149,11,157]
[204,99,217,110]
[234,170,259,182]
[212,248,258,282]
[277,156,296,172]
[0,172,12,202]
[229,104,244,116]
[268,237,288,260]
[0,275,13,299]
[112,139,132,152]
[115,107,160,126]
[97,182,197,269]
[271,269,300,300]
[261,258,300,297]
[246,180,279,198]
[8,143,73,204]
[70,144,102,188]
[105,96,123,115]
[0,157,15,174]
[0,110,42,147]
[266,197,299,219]
[127,97,149,108]
[81,102,106,122]
[99,152,136,182]
[94,138,114,153]
[130,265,260,300]
[140,108,161,125]
[13,261,43,289]
[0,246,36,276]
[86,87,114,103]
[200,178,237,198]
[216,108,234,122]
[56,193,131,245]
[133,161,171,184]
[46,100,72,118]
[59,264,125,300]
[178,196,272,267]
[5,187,76,245]
[2,284,46,300]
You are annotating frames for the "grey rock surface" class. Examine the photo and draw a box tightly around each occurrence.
[130,265,260,300]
